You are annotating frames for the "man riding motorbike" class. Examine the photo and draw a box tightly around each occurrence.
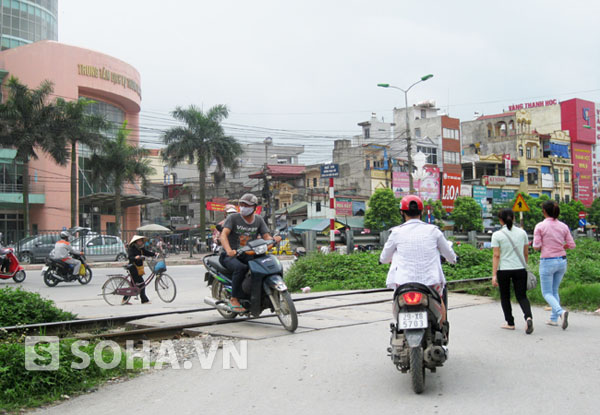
[379,195,456,322]
[219,193,281,312]
[51,231,82,277]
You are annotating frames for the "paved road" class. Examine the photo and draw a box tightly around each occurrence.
[31,297,600,415]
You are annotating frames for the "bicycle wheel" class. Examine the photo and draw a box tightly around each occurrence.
[102,276,133,306]
[155,273,176,303]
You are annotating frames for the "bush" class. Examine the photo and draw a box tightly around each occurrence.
[442,243,492,281]
[0,287,76,327]
[285,251,389,292]
[0,336,141,411]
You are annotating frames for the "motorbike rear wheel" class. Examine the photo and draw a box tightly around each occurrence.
[274,290,298,332]
[78,266,92,285]
[13,270,26,283]
[155,273,176,302]
[43,270,59,287]
[409,346,425,394]
[102,276,132,306]
[211,280,237,319]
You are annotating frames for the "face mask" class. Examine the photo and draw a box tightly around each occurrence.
[240,206,254,217]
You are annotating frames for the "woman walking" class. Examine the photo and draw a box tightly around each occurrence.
[491,209,534,334]
[533,200,576,329]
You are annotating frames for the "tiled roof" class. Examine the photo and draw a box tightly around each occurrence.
[476,112,516,121]
[249,164,306,178]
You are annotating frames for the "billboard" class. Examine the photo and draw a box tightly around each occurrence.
[561,99,596,145]
[392,168,440,201]
[441,172,462,212]
[335,198,353,216]
[572,142,593,206]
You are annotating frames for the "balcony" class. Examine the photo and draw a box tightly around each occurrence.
[0,183,45,204]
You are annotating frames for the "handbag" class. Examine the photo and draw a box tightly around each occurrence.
[136,264,145,276]
[502,229,537,290]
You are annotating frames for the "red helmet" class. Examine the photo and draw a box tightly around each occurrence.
[400,195,424,211]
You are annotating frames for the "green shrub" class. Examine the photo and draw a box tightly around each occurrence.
[285,251,389,292]
[0,287,76,327]
[442,243,493,281]
[0,336,141,410]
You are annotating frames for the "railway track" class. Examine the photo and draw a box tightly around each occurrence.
[1,277,492,341]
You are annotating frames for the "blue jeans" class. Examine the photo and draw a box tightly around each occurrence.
[539,257,567,322]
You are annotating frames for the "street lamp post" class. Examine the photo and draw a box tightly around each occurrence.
[378,74,433,194]
[263,137,275,230]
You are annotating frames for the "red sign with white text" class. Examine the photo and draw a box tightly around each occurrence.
[442,173,462,212]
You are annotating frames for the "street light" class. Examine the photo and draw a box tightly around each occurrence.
[263,137,276,230]
[378,74,434,194]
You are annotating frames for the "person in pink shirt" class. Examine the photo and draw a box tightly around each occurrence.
[532,200,576,329]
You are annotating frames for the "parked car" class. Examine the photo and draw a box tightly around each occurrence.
[17,234,61,264]
[71,235,127,262]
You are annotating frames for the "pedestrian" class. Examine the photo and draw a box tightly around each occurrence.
[491,209,534,334]
[532,200,576,330]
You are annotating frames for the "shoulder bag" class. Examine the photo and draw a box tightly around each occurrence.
[502,229,537,290]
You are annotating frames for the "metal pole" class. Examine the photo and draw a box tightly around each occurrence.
[404,90,415,194]
[329,177,335,252]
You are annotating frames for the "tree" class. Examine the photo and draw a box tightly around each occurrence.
[450,197,483,232]
[508,193,545,232]
[423,199,447,229]
[364,188,402,231]
[88,122,155,235]
[588,198,600,228]
[0,77,68,236]
[559,199,586,230]
[54,98,108,228]
[162,105,242,243]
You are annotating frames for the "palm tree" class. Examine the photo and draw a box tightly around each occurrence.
[88,121,155,235]
[162,104,242,244]
[54,97,109,228]
[0,77,68,236]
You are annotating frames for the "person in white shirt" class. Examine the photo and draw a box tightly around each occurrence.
[380,195,456,321]
[491,208,533,334]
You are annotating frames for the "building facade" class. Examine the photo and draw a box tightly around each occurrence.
[0,41,145,239]
[0,0,57,50]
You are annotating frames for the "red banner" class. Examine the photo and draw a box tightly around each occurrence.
[206,202,226,211]
[442,173,462,212]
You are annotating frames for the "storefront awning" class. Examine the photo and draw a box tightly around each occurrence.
[79,192,160,208]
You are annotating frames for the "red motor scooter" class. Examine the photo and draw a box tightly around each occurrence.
[0,247,26,283]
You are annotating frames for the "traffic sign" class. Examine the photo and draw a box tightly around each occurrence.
[512,194,530,212]
[579,218,587,227]
[320,164,339,178]
[578,211,587,219]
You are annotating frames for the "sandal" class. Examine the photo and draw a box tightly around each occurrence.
[228,303,247,313]
[500,324,515,330]
[546,320,558,326]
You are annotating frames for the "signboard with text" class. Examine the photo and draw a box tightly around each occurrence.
[335,198,353,216]
[320,164,339,178]
[392,168,440,201]
[482,175,520,186]
[442,172,462,212]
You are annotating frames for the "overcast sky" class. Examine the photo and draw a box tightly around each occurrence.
[59,0,600,163]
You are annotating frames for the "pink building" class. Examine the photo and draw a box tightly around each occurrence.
[0,41,149,240]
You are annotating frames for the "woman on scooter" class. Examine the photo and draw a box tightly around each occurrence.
[123,235,158,305]
[219,193,281,312]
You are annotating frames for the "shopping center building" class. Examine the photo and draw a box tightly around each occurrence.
[0,40,151,241]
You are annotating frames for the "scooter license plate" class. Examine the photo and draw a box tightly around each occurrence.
[399,312,428,329]
[41,266,48,273]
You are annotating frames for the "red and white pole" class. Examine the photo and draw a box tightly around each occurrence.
[329,177,335,252]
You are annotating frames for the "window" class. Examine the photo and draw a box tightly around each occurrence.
[364,127,370,139]
[530,193,539,198]
[555,194,560,202]
[565,195,570,203]
[443,128,459,139]
[443,151,459,164]
[316,201,321,212]
[520,171,524,182]
[292,219,297,225]
[554,169,559,183]
[564,170,570,183]
[527,168,538,185]
[365,159,370,170]
[519,145,523,157]
[533,146,538,159]
[526,147,531,159]
[421,109,426,119]
[313,178,317,187]
[416,146,437,164]
[415,128,421,138]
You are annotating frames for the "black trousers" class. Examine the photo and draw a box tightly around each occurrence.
[221,254,249,299]
[497,268,532,325]
[126,264,149,303]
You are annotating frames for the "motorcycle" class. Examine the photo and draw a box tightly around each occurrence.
[42,252,93,287]
[388,283,449,394]
[0,247,26,283]
[203,238,298,332]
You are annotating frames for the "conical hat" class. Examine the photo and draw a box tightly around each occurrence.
[129,235,148,245]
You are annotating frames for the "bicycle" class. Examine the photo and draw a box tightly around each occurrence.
[101,255,177,305]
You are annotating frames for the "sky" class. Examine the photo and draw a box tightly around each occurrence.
[59,0,600,164]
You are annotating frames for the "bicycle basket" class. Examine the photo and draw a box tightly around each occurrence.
[152,259,167,273]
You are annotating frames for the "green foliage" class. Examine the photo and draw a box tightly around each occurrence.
[559,199,586,230]
[285,252,389,291]
[442,243,492,281]
[450,197,483,232]
[364,188,402,231]
[423,199,447,228]
[0,337,142,411]
[0,287,76,327]
[588,198,600,227]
